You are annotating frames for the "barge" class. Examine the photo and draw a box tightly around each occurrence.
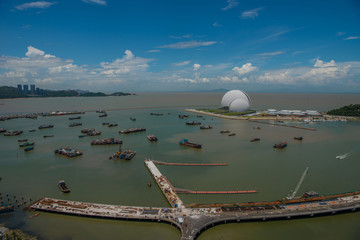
[4,130,23,136]
[119,128,146,134]
[273,142,287,149]
[91,138,123,145]
[186,121,201,125]
[58,180,70,193]
[55,147,83,157]
[147,135,158,142]
[38,124,54,129]
[200,125,212,129]
[179,139,202,149]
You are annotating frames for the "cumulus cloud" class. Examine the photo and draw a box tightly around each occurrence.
[193,64,201,71]
[232,63,257,75]
[82,0,107,5]
[241,7,263,19]
[25,46,45,57]
[313,59,336,68]
[258,71,293,84]
[220,76,249,83]
[222,0,238,11]
[15,1,56,11]
[159,41,217,49]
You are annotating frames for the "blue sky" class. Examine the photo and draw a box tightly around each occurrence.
[0,0,360,92]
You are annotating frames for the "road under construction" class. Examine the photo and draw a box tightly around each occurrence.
[28,159,360,240]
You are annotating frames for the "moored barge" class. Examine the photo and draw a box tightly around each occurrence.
[38,124,54,129]
[55,147,83,157]
[179,139,202,149]
[58,180,70,193]
[91,138,123,145]
[119,128,146,134]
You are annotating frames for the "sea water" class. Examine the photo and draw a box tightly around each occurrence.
[0,92,360,240]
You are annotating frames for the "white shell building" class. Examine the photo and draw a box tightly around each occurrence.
[221,90,251,112]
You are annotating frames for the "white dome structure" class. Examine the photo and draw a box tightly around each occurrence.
[229,98,250,112]
[221,90,251,107]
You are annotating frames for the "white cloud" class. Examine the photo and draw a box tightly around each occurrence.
[82,0,107,5]
[232,63,257,75]
[173,61,191,66]
[314,59,336,68]
[147,49,160,53]
[220,76,249,83]
[337,32,346,36]
[16,1,56,11]
[241,7,263,19]
[26,46,45,57]
[222,0,238,11]
[213,22,222,27]
[159,41,217,49]
[258,71,293,84]
[193,64,201,71]
[257,51,284,56]
[344,36,359,40]
[170,34,192,39]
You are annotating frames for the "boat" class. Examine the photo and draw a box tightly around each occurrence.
[99,113,108,117]
[119,128,146,134]
[109,150,136,160]
[130,117,136,121]
[147,134,158,142]
[186,121,201,125]
[69,116,81,120]
[200,125,212,129]
[228,133,236,136]
[102,122,109,125]
[179,139,202,149]
[250,138,260,142]
[0,129,6,133]
[81,129,101,136]
[4,130,23,136]
[19,142,35,147]
[58,180,70,193]
[55,147,83,157]
[336,153,349,159]
[273,142,288,149]
[91,138,123,145]
[38,124,54,129]
[150,113,164,116]
[69,122,82,127]
[43,135,54,138]
[147,181,152,187]
[253,126,261,130]
[220,130,230,134]
[294,136,303,141]
[24,146,34,152]
[108,123,118,127]
[18,139,28,142]
[29,129,36,132]
[178,114,189,119]
[78,135,86,138]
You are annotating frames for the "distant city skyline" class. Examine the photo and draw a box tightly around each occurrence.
[0,0,360,92]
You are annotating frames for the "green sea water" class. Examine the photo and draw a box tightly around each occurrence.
[0,92,360,240]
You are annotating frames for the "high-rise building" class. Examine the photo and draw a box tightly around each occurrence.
[17,84,22,92]
[23,85,29,94]
[30,84,35,95]
[36,88,40,95]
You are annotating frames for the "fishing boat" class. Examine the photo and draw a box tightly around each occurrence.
[130,117,136,121]
[228,133,236,136]
[147,134,158,142]
[81,129,101,136]
[18,139,28,142]
[119,128,146,134]
[58,180,70,193]
[179,139,202,149]
[294,136,303,140]
[0,129,6,133]
[24,146,34,152]
[43,135,54,138]
[102,122,109,125]
[250,138,260,142]
[29,129,36,132]
[38,124,54,129]
[109,150,136,160]
[200,125,212,129]
[336,153,349,159]
[91,138,123,145]
[55,147,83,157]
[273,142,288,149]
[99,113,108,117]
[178,114,189,119]
[69,116,81,120]
[108,123,118,127]
[78,135,86,138]
[253,126,261,130]
[19,142,35,147]
[220,130,230,134]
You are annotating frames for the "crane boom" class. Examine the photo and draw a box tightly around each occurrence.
[288,167,309,200]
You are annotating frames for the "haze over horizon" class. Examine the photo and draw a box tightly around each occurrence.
[0,0,360,93]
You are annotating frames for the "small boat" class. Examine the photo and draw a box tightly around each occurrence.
[78,135,86,138]
[228,133,236,136]
[108,123,118,127]
[147,134,158,142]
[43,135,54,138]
[18,139,28,142]
[4,130,23,136]
[250,138,260,142]
[147,181,152,187]
[58,180,70,193]
[29,213,40,219]
[273,142,287,149]
[179,139,202,149]
[119,128,146,134]
[24,146,34,152]
[336,153,349,159]
[102,122,109,125]
[19,142,35,147]
[99,113,108,117]
[294,136,303,141]
[0,129,6,133]
[55,147,83,157]
[130,117,136,121]
[38,124,54,129]
[69,116,81,120]
[220,130,230,134]
[29,129,36,132]
[186,121,201,125]
[253,126,261,130]
[178,114,189,119]
[69,122,82,127]
[200,125,212,129]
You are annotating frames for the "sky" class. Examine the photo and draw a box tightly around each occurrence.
[0,0,360,93]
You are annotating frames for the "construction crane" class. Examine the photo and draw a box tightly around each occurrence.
[287,167,309,200]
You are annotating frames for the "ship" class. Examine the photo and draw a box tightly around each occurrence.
[147,135,158,142]
[294,136,303,141]
[179,139,202,149]
[19,142,35,147]
[69,116,81,120]
[91,138,123,145]
[99,113,108,117]
[58,180,70,193]
[200,125,212,129]
[130,117,136,121]
[81,129,101,136]
[0,129,6,133]
[220,130,230,134]
[273,142,288,149]
[119,128,146,134]
[250,138,260,142]
[228,133,236,136]
[38,124,54,129]
[108,123,118,127]
[24,146,34,152]
[18,139,28,142]
[178,114,189,119]
[109,150,136,160]
[43,135,54,138]
[186,121,201,125]
[55,147,83,157]
[69,122,82,127]
[4,130,23,136]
